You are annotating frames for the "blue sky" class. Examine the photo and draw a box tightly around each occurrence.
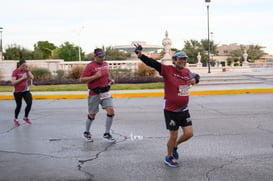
[1,0,273,54]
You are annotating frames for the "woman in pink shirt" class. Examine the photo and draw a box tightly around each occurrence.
[11,60,34,126]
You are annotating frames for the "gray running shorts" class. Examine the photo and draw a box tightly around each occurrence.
[88,95,113,114]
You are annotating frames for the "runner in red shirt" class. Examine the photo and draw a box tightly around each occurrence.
[80,48,116,143]
[11,60,34,126]
[135,44,200,167]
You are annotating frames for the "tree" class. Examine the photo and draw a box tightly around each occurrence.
[247,45,266,62]
[182,40,203,64]
[200,39,217,54]
[200,39,217,64]
[228,44,266,65]
[84,46,131,61]
[4,44,33,60]
[33,41,57,59]
[181,39,217,66]
[228,48,243,66]
[103,46,131,60]
[57,42,84,61]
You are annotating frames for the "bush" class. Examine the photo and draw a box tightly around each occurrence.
[0,76,163,86]
[0,69,2,80]
[110,69,134,80]
[67,65,85,79]
[31,68,51,80]
[56,69,65,80]
[33,79,81,85]
[0,80,11,85]
[115,76,163,83]
[137,63,156,77]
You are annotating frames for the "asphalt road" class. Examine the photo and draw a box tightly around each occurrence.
[1,93,273,181]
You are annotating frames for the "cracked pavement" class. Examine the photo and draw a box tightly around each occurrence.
[1,94,273,181]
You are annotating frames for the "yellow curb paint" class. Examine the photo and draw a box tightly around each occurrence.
[1,88,273,100]
[112,92,164,98]
[0,95,13,100]
[0,94,88,100]
[32,94,87,99]
[190,88,273,96]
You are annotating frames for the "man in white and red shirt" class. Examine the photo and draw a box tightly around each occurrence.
[80,48,116,143]
[135,45,200,167]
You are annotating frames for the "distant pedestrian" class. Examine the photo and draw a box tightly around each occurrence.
[11,60,34,126]
[135,44,200,167]
[80,48,116,143]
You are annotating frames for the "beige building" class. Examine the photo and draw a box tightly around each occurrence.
[216,43,242,56]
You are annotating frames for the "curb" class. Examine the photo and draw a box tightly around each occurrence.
[1,88,273,100]
[190,88,273,96]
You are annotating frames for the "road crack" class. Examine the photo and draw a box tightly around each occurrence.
[205,157,238,181]
[77,129,127,169]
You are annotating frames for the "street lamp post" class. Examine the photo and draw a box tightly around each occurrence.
[78,26,84,62]
[0,27,3,61]
[205,0,211,73]
[78,42,81,62]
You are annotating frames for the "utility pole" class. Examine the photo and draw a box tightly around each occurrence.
[0,27,3,61]
[205,0,211,73]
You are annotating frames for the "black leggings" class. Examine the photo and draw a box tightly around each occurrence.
[14,91,32,119]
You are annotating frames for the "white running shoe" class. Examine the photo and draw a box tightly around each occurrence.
[103,133,116,143]
[82,132,93,142]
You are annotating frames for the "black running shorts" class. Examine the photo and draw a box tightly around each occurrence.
[164,109,192,130]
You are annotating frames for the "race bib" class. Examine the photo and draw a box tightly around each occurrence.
[178,85,189,96]
[99,91,111,100]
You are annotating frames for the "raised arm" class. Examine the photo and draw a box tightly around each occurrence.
[134,44,162,73]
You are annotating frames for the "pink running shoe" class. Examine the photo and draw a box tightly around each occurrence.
[13,119,20,126]
[23,118,32,124]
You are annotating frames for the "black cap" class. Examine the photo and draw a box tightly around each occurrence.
[94,48,106,57]
[18,60,26,65]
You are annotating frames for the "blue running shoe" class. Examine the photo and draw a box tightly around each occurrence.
[172,147,179,160]
[164,156,179,167]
